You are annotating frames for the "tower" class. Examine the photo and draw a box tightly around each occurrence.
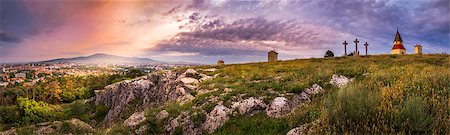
[414,44,422,54]
[391,30,406,54]
[268,50,278,63]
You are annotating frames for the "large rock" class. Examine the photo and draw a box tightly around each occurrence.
[66,118,95,133]
[203,68,218,72]
[291,84,325,108]
[329,74,353,87]
[202,105,231,133]
[181,77,199,84]
[177,94,195,105]
[303,84,324,95]
[157,110,169,120]
[124,111,146,129]
[95,70,185,126]
[165,112,201,135]
[231,97,266,115]
[266,97,290,118]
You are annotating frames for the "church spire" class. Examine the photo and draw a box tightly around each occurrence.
[394,30,403,43]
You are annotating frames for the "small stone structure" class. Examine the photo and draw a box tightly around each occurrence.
[414,44,422,54]
[217,59,224,65]
[268,50,278,63]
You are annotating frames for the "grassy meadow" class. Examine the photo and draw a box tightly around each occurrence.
[183,54,449,134]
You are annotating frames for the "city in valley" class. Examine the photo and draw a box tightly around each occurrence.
[0,0,448,135]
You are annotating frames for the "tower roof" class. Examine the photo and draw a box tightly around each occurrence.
[393,30,403,43]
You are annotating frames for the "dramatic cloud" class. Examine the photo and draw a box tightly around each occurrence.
[0,31,22,43]
[149,15,353,61]
[0,0,448,63]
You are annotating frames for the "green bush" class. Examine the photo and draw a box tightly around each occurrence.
[16,97,59,124]
[395,96,435,133]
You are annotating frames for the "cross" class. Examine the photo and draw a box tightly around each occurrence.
[364,42,369,55]
[354,38,359,55]
[343,41,348,56]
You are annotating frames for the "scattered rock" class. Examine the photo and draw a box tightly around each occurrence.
[266,97,291,118]
[124,111,146,129]
[329,74,353,87]
[165,112,201,135]
[231,97,266,115]
[0,128,17,135]
[202,105,231,133]
[203,68,218,72]
[286,125,306,135]
[184,69,198,74]
[157,110,169,120]
[199,75,213,82]
[136,125,147,135]
[66,118,95,133]
[35,125,57,135]
[303,84,324,95]
[290,84,325,108]
[181,77,199,84]
[287,120,321,135]
[224,88,233,93]
[177,94,195,105]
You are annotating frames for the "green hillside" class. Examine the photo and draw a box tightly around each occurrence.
[178,54,449,134]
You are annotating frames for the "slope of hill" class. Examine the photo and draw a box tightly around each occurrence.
[39,53,161,64]
[1,54,448,134]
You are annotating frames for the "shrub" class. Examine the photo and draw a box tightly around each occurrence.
[16,97,59,124]
[395,96,435,133]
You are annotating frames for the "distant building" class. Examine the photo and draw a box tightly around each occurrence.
[391,30,406,55]
[268,50,278,63]
[15,73,26,79]
[414,44,423,54]
[217,59,225,65]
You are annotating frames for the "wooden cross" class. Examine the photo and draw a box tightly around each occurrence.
[364,42,369,55]
[354,39,359,55]
[343,41,348,56]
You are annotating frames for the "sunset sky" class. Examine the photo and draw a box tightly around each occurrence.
[1,0,449,64]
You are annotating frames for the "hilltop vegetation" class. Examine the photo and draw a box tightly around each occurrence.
[1,54,448,134]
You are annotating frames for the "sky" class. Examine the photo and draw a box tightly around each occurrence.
[0,0,449,64]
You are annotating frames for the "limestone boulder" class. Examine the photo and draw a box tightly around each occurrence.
[203,68,218,72]
[266,97,290,118]
[181,77,199,84]
[231,97,266,115]
[124,111,146,129]
[286,125,306,135]
[157,110,169,120]
[202,105,231,133]
[329,74,353,87]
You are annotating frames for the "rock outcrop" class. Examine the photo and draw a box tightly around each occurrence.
[165,112,201,135]
[231,97,266,115]
[329,74,353,87]
[290,84,324,107]
[124,111,146,129]
[202,105,231,133]
[266,97,290,118]
[95,69,215,126]
[95,70,185,126]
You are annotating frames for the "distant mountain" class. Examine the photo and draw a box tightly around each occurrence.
[39,53,163,64]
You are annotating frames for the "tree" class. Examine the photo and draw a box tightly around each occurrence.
[325,50,335,57]
[44,81,62,103]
